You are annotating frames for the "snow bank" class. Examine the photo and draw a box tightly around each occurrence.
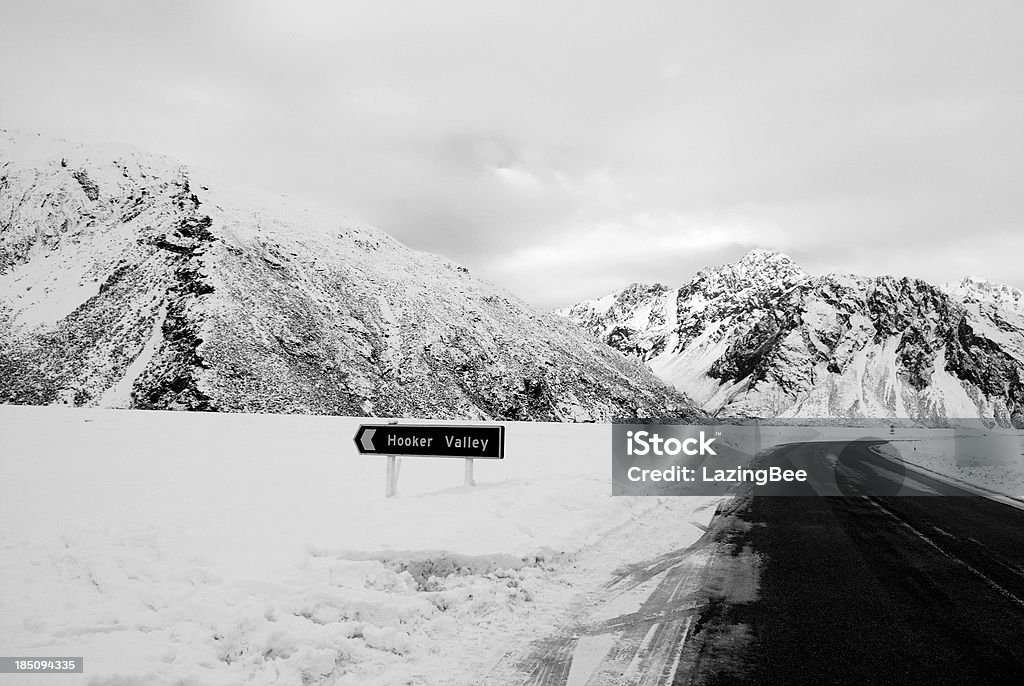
[749,424,1024,503]
[879,429,1024,503]
[0,406,708,685]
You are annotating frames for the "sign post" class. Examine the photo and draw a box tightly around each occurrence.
[386,455,398,497]
[354,423,504,497]
[384,419,399,497]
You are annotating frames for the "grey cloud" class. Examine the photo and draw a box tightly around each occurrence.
[1,1,1021,308]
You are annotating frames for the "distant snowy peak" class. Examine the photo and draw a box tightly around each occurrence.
[943,276,1024,314]
[0,130,700,421]
[555,282,670,334]
[559,252,1024,426]
[689,249,807,291]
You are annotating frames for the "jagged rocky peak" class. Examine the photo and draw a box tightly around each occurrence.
[555,282,667,321]
[619,281,671,304]
[733,248,801,273]
[944,276,1024,314]
[685,249,806,298]
[558,251,1024,426]
[0,131,702,421]
[0,130,194,277]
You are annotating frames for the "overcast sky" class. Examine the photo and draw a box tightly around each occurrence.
[1,1,1021,306]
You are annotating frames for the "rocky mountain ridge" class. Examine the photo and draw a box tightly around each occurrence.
[558,250,1024,426]
[0,131,699,421]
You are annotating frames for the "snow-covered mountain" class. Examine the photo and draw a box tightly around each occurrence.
[557,250,1024,426]
[0,131,699,421]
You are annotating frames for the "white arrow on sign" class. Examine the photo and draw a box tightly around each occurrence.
[360,428,376,452]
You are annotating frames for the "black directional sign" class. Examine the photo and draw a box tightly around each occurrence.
[354,424,505,459]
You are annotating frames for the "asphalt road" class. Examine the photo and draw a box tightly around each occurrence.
[501,440,1024,685]
[683,440,1024,685]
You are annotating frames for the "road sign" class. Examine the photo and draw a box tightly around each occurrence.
[354,424,505,459]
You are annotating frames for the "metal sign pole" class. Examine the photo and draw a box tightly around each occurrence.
[385,419,399,498]
[464,458,475,487]
[386,454,397,498]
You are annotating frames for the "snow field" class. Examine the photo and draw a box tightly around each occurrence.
[0,406,713,685]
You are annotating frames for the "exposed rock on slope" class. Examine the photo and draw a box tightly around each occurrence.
[0,131,698,421]
[558,251,1024,426]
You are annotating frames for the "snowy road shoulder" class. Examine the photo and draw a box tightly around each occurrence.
[874,441,1024,510]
